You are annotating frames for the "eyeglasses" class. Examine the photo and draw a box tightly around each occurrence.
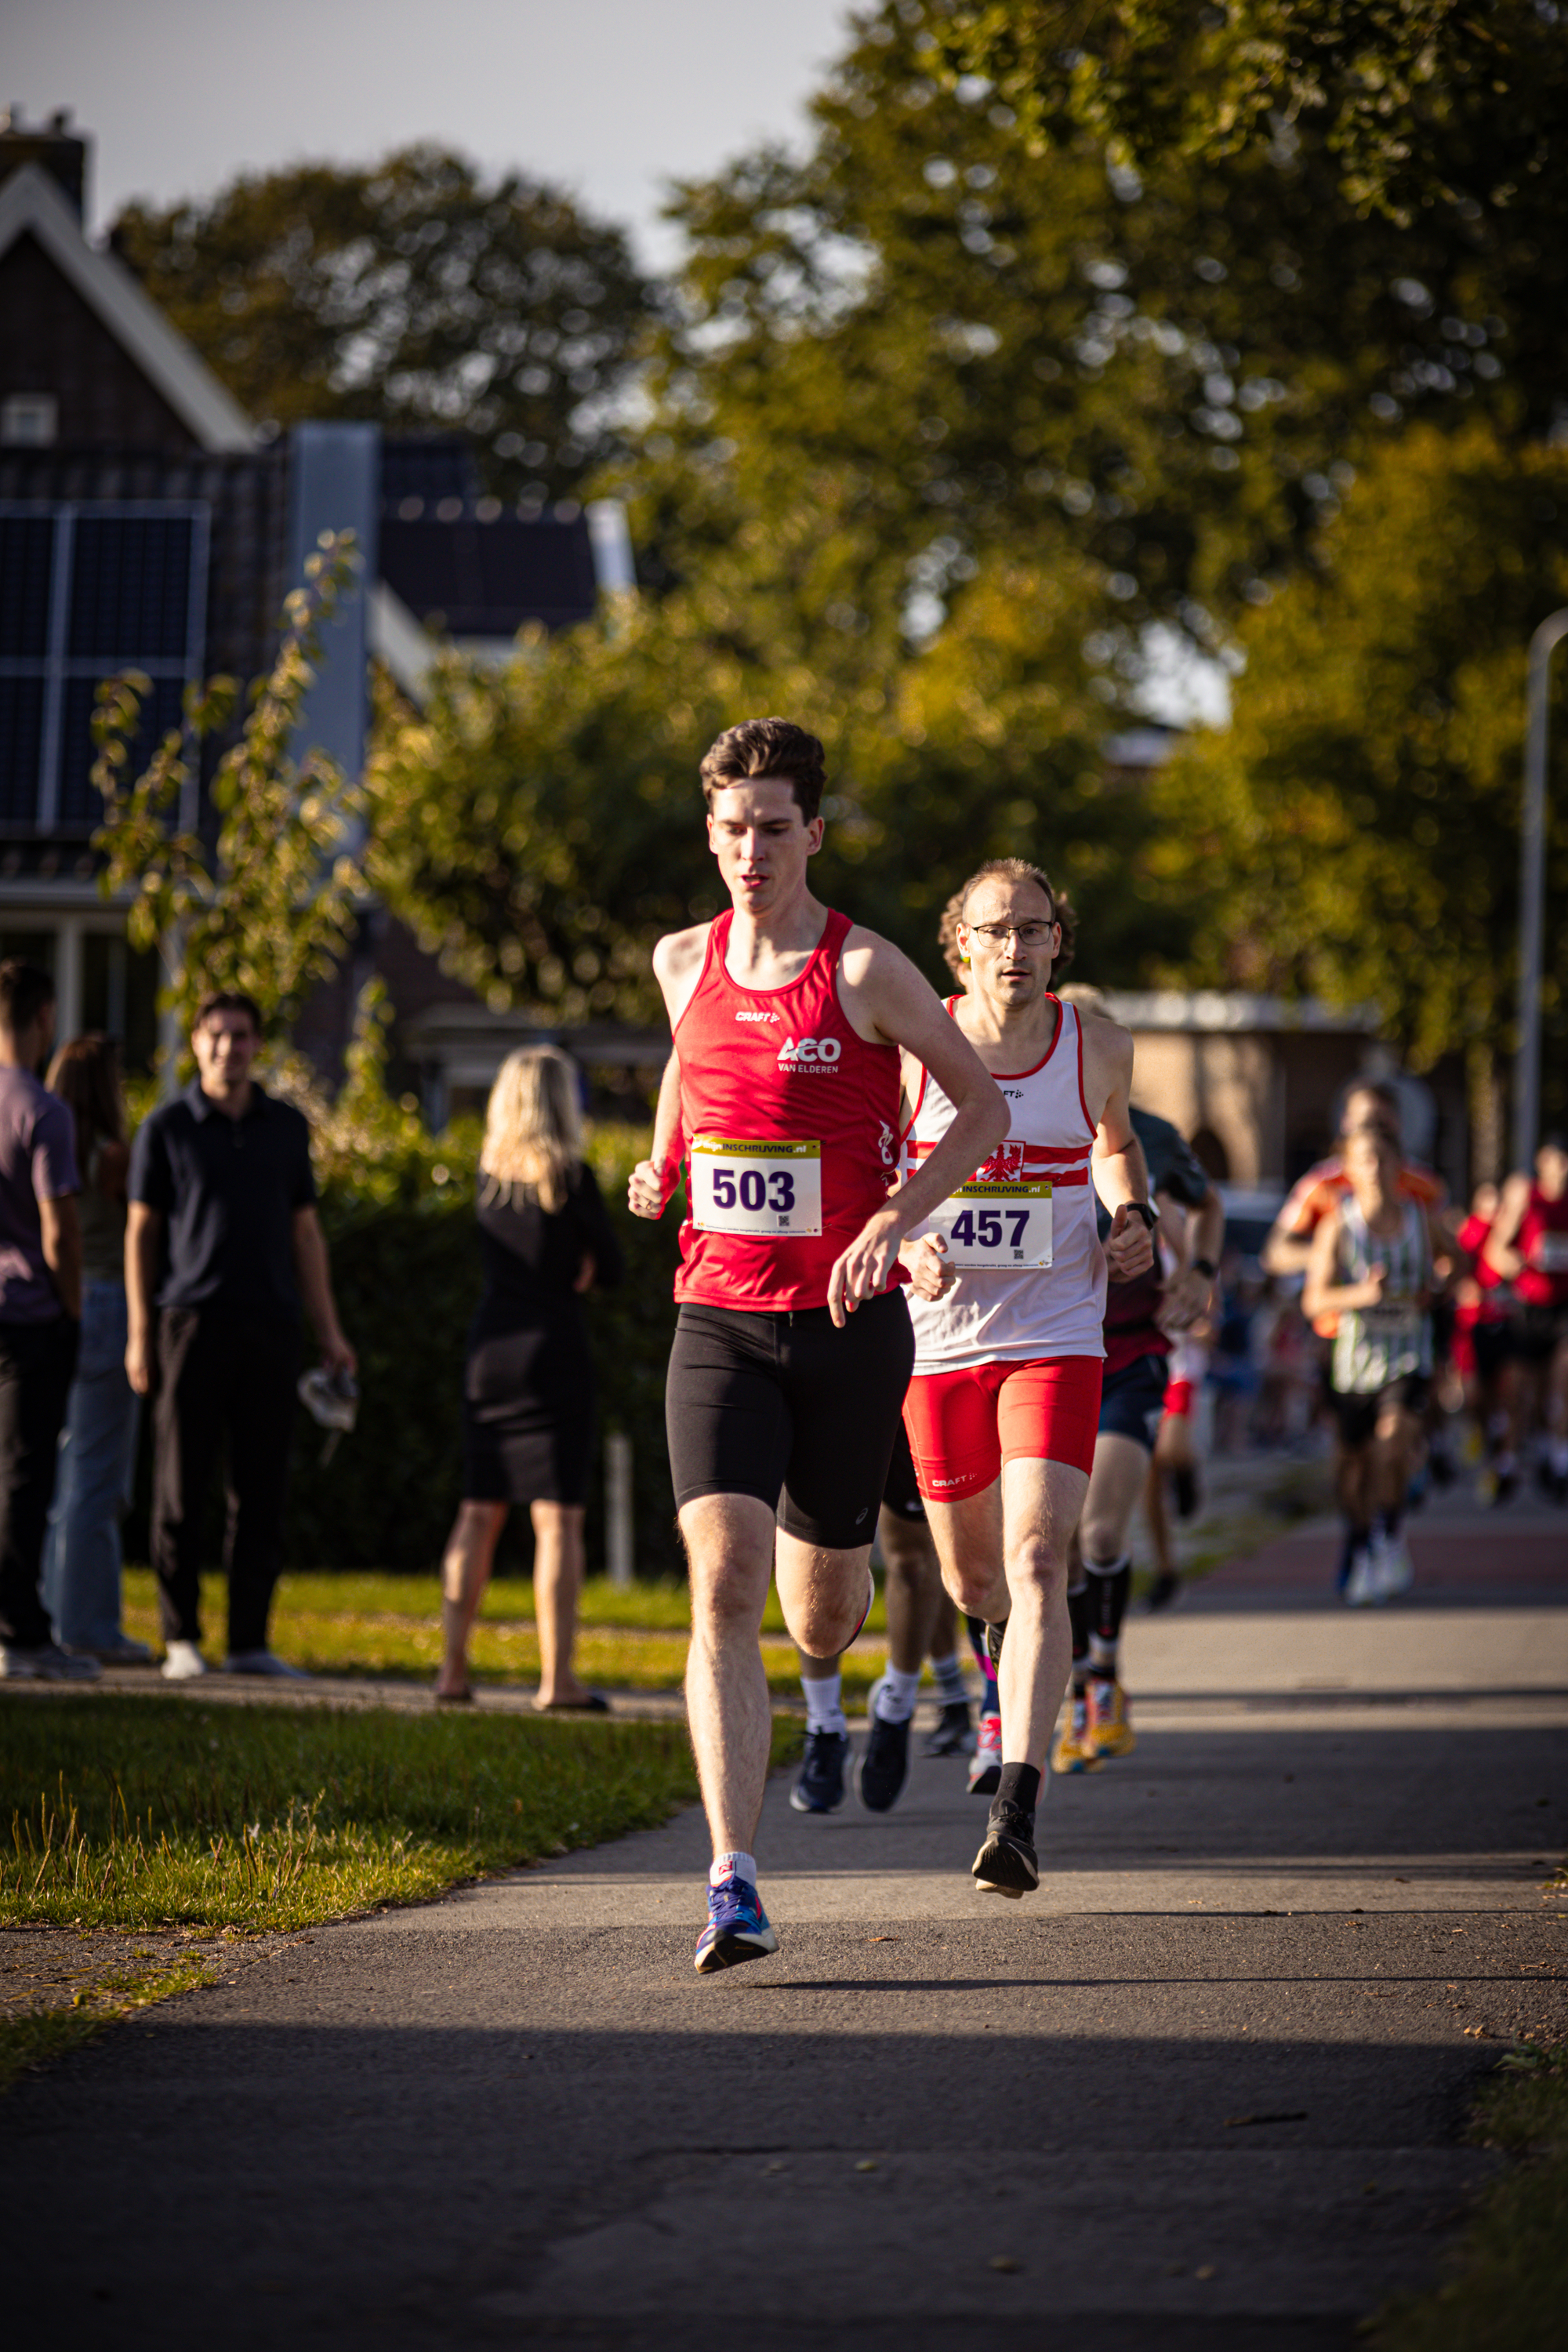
[964,920,1056,947]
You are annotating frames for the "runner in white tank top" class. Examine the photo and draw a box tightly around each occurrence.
[891,858,1155,1899]
[903,994,1106,1367]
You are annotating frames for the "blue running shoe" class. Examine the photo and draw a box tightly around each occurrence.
[695,1875,779,1974]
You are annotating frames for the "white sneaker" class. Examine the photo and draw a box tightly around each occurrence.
[0,1639,100,1680]
[161,1639,209,1680]
[1344,1548,1380,1606]
[224,1650,309,1679]
[1371,1529,1414,1600]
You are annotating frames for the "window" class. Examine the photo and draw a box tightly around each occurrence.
[0,503,209,831]
[1,394,58,448]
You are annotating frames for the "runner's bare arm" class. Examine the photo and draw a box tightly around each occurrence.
[828,936,1007,1325]
[629,1049,684,1219]
[1302,1203,1383,1318]
[1160,1181,1225,1330]
[1081,1021,1155,1282]
[1482,1171,1532,1281]
[1261,1173,1319,1277]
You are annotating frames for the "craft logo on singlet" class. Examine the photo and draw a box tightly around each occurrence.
[734,1009,779,1024]
[776,1035,842,1069]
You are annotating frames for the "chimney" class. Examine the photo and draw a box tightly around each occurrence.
[0,106,89,217]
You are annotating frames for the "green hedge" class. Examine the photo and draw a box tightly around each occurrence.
[128,1129,687,1578]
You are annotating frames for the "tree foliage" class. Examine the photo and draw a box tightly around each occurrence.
[1146,422,1568,1102]
[929,2,1568,224]
[111,148,658,504]
[626,1,1566,662]
[91,536,365,1036]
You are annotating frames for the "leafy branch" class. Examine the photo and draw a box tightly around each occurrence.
[91,533,368,1040]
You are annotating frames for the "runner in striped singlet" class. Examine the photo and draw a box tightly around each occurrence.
[1304,1127,1438,1606]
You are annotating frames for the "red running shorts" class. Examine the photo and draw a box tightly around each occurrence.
[902,1355,1103,1501]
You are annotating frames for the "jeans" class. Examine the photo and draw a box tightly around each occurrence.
[151,1307,299,1654]
[42,1280,140,1650]
[0,1314,78,1648]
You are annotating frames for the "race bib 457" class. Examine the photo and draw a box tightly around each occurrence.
[690,1138,822,1236]
[927,1179,1052,1269]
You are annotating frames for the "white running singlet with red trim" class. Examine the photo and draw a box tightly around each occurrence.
[904,995,1105,1369]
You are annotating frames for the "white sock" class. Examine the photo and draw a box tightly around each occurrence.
[710,1851,757,1889]
[874,1665,922,1723]
[1088,1633,1118,1679]
[931,1650,967,1704]
[802,1672,847,1737]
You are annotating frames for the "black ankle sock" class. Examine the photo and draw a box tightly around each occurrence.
[1067,1577,1089,1662]
[1086,1557,1132,1644]
[995,1762,1040,1820]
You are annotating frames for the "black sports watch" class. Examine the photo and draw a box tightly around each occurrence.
[1192,1256,1218,1280]
[1124,1200,1159,1231]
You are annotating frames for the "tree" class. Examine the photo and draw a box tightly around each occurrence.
[111,148,659,505]
[92,536,366,1038]
[1144,421,1568,1146]
[928,2,1568,224]
[624,1,1568,662]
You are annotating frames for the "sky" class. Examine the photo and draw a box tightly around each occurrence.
[8,0,855,266]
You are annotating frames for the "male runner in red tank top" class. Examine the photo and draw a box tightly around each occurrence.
[629,720,1006,1971]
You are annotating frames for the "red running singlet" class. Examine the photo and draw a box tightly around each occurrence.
[1517,1181,1568,1308]
[673,907,903,1312]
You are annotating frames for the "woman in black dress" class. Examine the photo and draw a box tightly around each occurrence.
[436,1046,623,1707]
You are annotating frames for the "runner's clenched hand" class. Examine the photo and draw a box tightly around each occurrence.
[828,1205,906,1327]
[1104,1202,1155,1283]
[628,1160,677,1220]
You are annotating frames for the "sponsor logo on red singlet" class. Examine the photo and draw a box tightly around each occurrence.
[776,1035,843,1068]
[734,1009,779,1024]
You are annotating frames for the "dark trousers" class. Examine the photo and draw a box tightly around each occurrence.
[0,1315,78,1646]
[151,1308,299,1653]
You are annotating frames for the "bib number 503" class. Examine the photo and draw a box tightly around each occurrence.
[710,1166,797,1214]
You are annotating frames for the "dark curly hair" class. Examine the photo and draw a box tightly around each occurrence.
[698,717,827,823]
[937,858,1076,985]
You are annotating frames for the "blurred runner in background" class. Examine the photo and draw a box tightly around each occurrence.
[1451,1181,1519,1503]
[1484,1135,1568,1504]
[1303,1128,1439,1604]
[1051,986,1224,1772]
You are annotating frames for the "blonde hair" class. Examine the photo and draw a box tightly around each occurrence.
[479,1045,583,1212]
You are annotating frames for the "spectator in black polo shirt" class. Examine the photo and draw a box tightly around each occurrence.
[126,990,356,1680]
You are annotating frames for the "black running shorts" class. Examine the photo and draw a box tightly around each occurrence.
[666,1289,915,1552]
[1330,1373,1431,1450]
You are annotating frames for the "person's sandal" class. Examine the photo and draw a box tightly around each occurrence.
[535,1692,609,1713]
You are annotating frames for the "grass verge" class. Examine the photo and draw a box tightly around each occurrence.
[1369,2041,1568,2352]
[119,1569,890,1695]
[3,1693,798,1933]
[0,1955,218,2092]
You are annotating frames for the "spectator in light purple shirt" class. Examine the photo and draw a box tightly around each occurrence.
[0,959,97,1679]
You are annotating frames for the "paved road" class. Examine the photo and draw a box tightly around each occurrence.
[3,1492,1565,2351]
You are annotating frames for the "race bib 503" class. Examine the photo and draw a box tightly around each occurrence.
[690,1138,822,1237]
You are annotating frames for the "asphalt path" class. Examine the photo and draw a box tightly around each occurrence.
[3,1493,1566,2351]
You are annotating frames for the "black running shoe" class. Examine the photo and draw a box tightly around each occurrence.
[790,1728,849,1813]
[856,1704,910,1812]
[1145,1570,1181,1613]
[1172,1466,1200,1519]
[923,1699,975,1757]
[971,1800,1039,1899]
